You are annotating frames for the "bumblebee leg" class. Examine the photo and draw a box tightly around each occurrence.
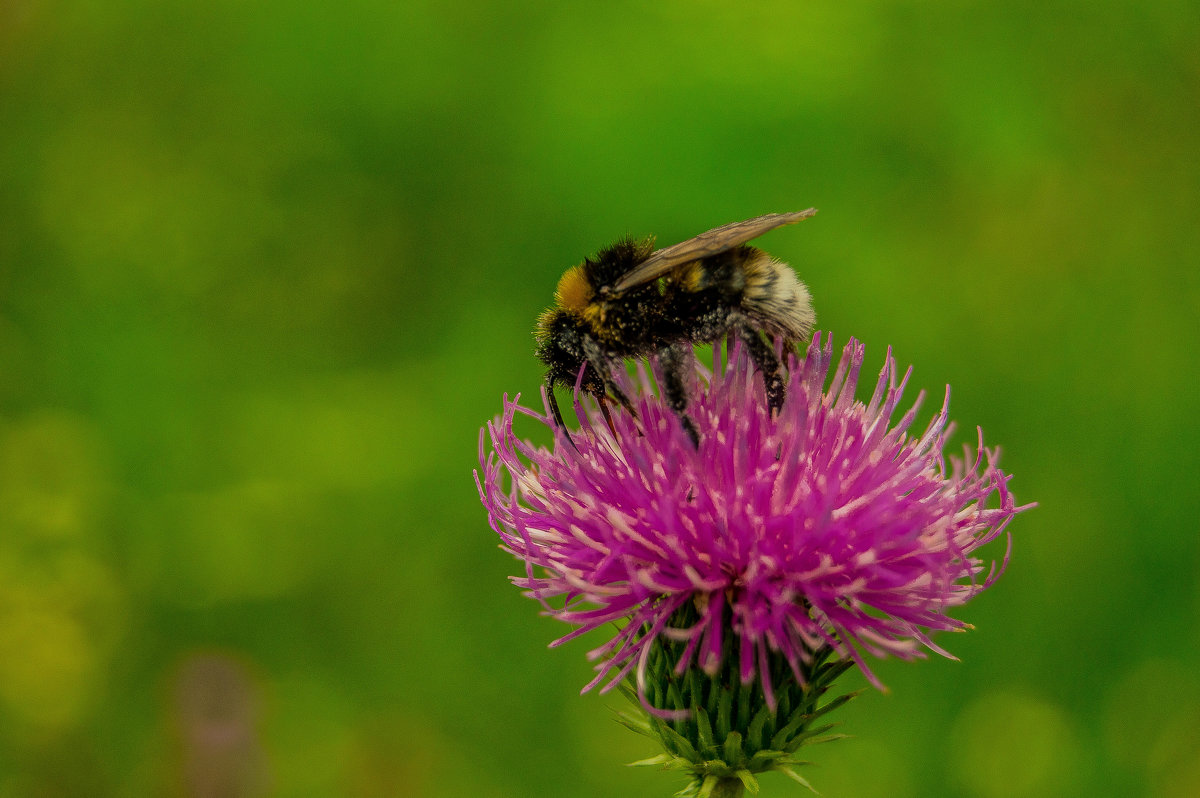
[597,395,619,437]
[581,337,638,418]
[737,324,786,415]
[659,343,700,447]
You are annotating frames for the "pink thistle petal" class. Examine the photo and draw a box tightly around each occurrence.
[476,333,1034,712]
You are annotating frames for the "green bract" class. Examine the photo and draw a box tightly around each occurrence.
[618,620,859,798]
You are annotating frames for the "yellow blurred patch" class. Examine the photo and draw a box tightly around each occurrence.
[1104,658,1200,794]
[0,411,110,541]
[0,607,97,730]
[948,689,1081,797]
[0,411,126,737]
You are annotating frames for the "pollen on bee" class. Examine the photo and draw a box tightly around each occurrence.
[555,266,592,312]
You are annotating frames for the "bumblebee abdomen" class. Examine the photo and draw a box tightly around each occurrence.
[740,249,815,342]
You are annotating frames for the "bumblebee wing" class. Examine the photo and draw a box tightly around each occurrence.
[610,209,817,294]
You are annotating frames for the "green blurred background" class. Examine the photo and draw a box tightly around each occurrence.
[1,1,1197,796]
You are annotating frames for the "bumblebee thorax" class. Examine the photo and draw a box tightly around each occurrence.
[554,266,592,313]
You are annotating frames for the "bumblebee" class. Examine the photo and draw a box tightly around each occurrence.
[536,210,817,445]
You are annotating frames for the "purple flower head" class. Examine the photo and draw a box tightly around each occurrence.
[476,333,1030,715]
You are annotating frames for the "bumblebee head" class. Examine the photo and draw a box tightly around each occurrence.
[535,308,605,396]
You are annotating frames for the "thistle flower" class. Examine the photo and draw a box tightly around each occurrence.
[476,333,1030,794]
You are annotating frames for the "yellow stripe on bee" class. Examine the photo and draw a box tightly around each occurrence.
[555,266,592,312]
[582,303,606,332]
[677,261,706,292]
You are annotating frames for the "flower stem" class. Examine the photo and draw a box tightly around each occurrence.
[705,777,744,798]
